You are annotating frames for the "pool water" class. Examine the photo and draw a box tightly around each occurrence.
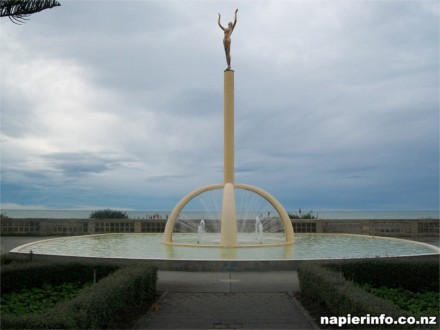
[11,233,439,261]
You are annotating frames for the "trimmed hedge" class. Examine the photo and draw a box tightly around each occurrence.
[299,263,411,316]
[0,254,14,265]
[298,262,431,329]
[1,262,119,294]
[1,263,157,329]
[326,258,439,293]
[89,209,128,219]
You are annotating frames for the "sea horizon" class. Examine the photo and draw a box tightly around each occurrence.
[1,209,438,220]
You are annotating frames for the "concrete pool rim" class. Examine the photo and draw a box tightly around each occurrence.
[8,233,439,271]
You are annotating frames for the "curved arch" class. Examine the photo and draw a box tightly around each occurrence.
[235,183,294,244]
[163,184,224,243]
[163,183,295,245]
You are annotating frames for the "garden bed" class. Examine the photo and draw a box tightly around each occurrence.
[2,282,91,316]
[298,258,439,329]
[1,261,157,329]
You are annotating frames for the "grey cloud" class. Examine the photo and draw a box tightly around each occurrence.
[43,152,123,175]
[1,0,438,211]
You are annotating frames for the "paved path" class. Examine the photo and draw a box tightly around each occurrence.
[134,271,317,329]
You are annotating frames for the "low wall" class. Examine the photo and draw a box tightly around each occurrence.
[7,252,439,271]
[1,218,438,237]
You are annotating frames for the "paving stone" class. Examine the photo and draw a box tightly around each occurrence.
[135,291,315,329]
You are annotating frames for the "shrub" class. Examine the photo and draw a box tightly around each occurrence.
[89,209,128,219]
[298,262,416,329]
[1,282,92,316]
[1,263,157,329]
[59,265,157,329]
[360,284,439,317]
[288,210,318,219]
[1,262,119,294]
[1,254,14,265]
[326,258,439,292]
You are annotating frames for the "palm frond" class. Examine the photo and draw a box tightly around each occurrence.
[0,0,61,24]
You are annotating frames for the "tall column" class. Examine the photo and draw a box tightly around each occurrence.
[221,70,237,247]
[224,70,234,184]
[220,183,237,247]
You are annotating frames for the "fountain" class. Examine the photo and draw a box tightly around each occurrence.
[197,220,205,244]
[256,216,263,243]
[8,11,440,268]
[162,10,294,248]
[163,44,293,247]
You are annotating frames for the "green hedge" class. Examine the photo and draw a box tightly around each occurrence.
[1,262,119,294]
[1,263,157,329]
[298,262,416,329]
[89,209,128,219]
[326,258,439,292]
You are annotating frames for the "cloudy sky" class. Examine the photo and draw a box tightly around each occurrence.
[1,0,438,212]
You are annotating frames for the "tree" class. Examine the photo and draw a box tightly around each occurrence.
[0,0,60,24]
[89,209,129,220]
[288,210,318,220]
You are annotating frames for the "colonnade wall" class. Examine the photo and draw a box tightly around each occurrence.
[1,218,438,237]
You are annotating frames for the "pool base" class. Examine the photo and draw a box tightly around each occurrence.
[7,251,438,271]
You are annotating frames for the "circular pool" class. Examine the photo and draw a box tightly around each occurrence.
[10,233,439,261]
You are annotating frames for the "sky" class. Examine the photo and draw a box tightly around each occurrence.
[0,0,439,212]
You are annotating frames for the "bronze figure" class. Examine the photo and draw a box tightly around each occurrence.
[218,9,238,70]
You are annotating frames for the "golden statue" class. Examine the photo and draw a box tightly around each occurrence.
[218,9,238,70]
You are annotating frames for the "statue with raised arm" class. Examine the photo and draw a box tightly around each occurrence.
[218,9,238,70]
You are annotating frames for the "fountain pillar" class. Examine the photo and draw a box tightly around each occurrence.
[224,70,234,184]
[220,183,237,247]
[220,70,238,247]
